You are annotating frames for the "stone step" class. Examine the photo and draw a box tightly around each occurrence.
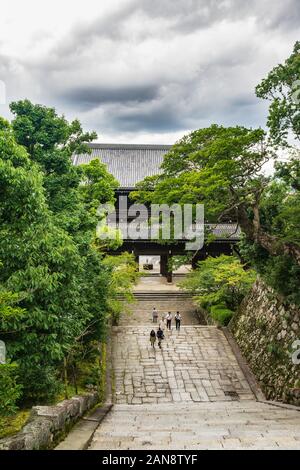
[133,291,192,297]
[89,401,300,450]
[121,305,196,311]
[118,296,201,325]
[88,277,300,451]
[120,293,194,302]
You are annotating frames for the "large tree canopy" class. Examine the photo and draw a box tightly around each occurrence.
[256,41,300,146]
[131,123,299,301]
[0,103,126,405]
[132,124,297,257]
[0,118,91,401]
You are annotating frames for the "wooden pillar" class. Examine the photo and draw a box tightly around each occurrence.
[160,254,172,283]
[166,267,173,283]
[133,251,139,271]
[160,254,168,277]
[191,256,198,270]
[192,255,203,269]
[192,251,206,270]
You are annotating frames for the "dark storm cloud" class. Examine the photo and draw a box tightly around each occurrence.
[60,84,159,111]
[111,107,184,132]
[230,95,257,109]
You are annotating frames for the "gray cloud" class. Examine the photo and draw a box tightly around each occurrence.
[136,0,300,34]
[71,0,300,39]
[60,84,159,111]
[111,107,184,132]
[0,0,299,141]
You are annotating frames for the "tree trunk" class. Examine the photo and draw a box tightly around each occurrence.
[238,204,300,266]
[72,362,78,395]
[63,357,69,399]
[256,230,300,265]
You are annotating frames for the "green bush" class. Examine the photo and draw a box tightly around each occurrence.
[0,363,22,416]
[210,304,234,326]
[18,364,62,405]
[180,255,256,311]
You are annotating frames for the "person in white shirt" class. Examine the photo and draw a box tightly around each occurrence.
[152,307,158,323]
[159,315,166,331]
[175,311,182,330]
[166,312,172,330]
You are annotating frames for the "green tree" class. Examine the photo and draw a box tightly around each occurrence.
[0,364,22,416]
[9,100,97,237]
[0,280,24,415]
[79,159,118,211]
[132,124,300,267]
[180,255,256,312]
[102,253,140,324]
[238,158,300,304]
[1,101,136,406]
[0,118,99,402]
[9,99,122,339]
[256,41,300,146]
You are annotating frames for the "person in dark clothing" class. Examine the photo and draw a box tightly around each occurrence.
[175,311,182,330]
[156,327,164,349]
[150,329,156,348]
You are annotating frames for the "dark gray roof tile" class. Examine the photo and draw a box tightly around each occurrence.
[73,143,172,188]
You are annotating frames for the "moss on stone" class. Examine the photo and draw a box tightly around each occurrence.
[0,410,30,439]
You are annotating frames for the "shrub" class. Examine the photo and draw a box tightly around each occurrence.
[180,255,256,311]
[18,364,62,405]
[210,304,234,326]
[0,363,22,416]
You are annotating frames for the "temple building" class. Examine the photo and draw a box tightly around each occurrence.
[73,143,240,282]
[73,143,171,189]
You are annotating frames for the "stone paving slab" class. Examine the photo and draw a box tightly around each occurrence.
[89,402,300,450]
[88,288,300,451]
[112,326,254,404]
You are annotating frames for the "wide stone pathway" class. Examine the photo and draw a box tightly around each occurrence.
[113,326,254,404]
[90,401,300,449]
[89,283,300,450]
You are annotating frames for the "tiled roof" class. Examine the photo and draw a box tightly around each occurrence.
[116,222,241,241]
[73,143,172,188]
[206,223,241,240]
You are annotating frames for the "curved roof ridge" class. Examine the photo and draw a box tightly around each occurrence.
[88,143,172,150]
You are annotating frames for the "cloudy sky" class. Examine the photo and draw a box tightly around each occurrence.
[0,0,299,144]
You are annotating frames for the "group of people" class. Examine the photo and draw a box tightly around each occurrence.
[150,308,182,349]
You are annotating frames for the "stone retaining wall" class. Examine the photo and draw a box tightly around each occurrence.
[230,279,300,406]
[0,392,99,450]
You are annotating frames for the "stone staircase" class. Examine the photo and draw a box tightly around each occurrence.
[89,401,300,450]
[133,291,192,299]
[88,282,300,450]
[112,325,255,405]
[119,291,200,326]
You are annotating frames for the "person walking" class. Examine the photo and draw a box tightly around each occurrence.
[156,326,164,349]
[175,311,182,330]
[166,312,172,330]
[159,315,166,331]
[152,307,158,323]
[150,329,156,348]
